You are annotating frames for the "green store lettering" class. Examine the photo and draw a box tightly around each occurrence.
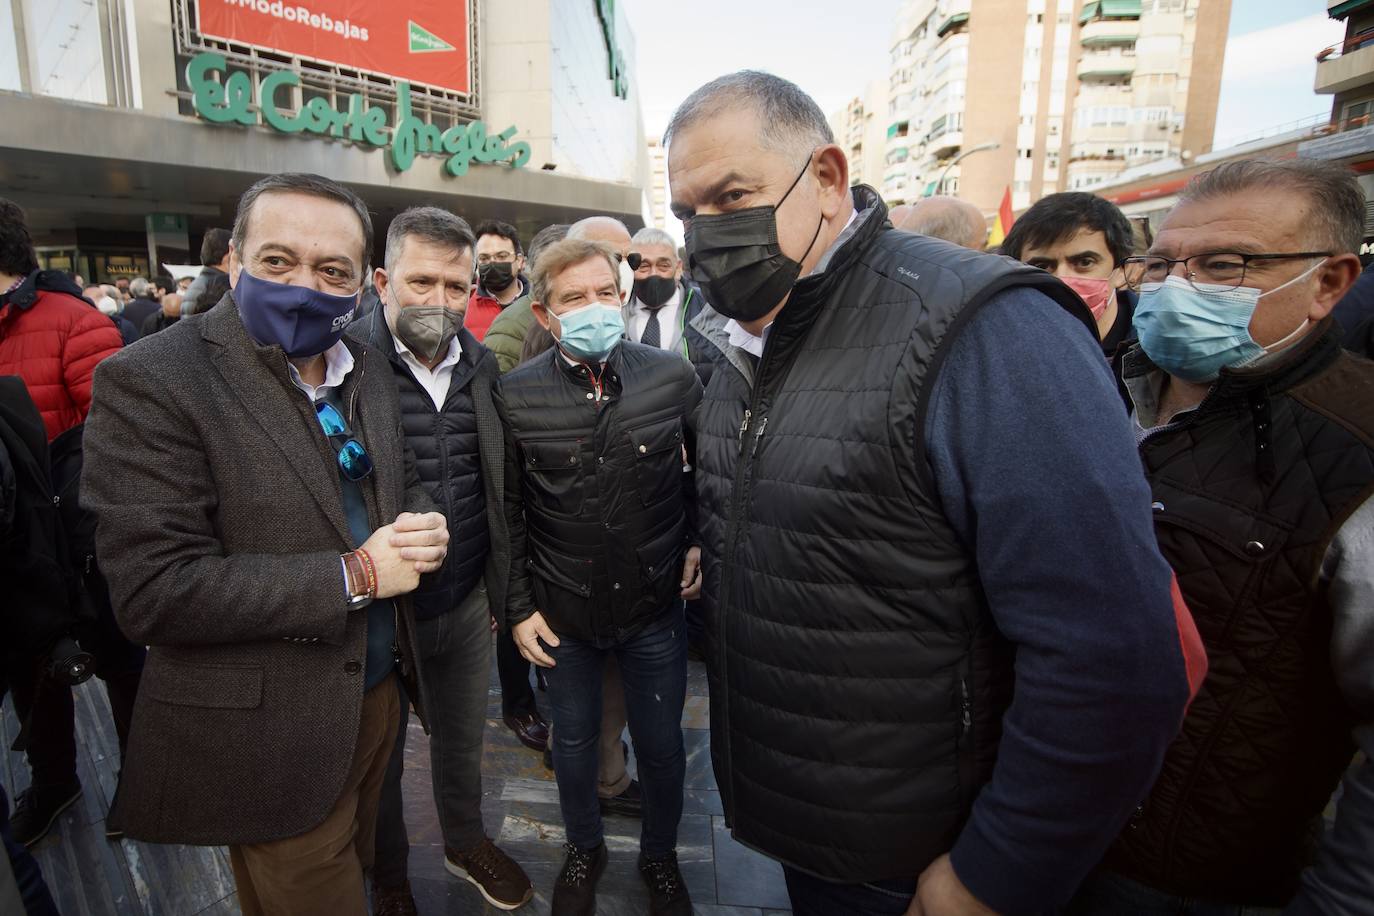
[187,53,532,177]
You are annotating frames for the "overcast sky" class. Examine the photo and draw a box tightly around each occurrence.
[620,0,1345,150]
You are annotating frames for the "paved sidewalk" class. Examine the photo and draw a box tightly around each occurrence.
[1,642,792,915]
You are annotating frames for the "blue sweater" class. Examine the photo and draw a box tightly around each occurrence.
[926,288,1191,913]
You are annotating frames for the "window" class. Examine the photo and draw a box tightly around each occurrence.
[1344,99,1374,127]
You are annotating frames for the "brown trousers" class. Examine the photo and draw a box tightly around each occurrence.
[229,674,400,916]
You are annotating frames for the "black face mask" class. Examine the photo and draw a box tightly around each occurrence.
[683,155,824,323]
[633,275,677,309]
[479,261,517,293]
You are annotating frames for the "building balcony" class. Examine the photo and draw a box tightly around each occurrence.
[1080,18,1139,47]
[1078,51,1136,81]
[927,130,962,160]
[1079,0,1142,25]
[1316,36,1374,94]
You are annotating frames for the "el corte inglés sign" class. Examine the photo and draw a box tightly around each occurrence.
[187,52,531,177]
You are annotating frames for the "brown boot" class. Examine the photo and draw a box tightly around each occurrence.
[371,880,418,916]
[445,838,534,910]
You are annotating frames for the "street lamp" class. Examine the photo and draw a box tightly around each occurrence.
[934,142,1000,196]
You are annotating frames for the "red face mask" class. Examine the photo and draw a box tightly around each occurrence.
[1061,275,1114,322]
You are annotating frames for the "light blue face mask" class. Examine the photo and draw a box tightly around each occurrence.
[1133,261,1324,383]
[554,301,625,362]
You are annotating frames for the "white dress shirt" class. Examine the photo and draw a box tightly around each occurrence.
[628,287,682,348]
[392,333,463,410]
[287,339,354,402]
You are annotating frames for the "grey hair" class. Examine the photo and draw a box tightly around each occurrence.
[1180,158,1365,255]
[567,216,630,242]
[527,223,570,270]
[231,172,374,274]
[900,197,987,249]
[664,71,834,158]
[631,227,678,255]
[129,276,152,298]
[530,238,620,307]
[384,207,476,273]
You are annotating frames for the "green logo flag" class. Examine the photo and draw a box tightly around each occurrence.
[408,21,455,53]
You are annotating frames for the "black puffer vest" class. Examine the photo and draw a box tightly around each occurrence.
[349,314,491,619]
[695,186,1094,882]
[1107,323,1374,905]
[495,341,702,642]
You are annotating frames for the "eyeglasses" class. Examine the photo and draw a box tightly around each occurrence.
[315,401,373,481]
[617,252,643,271]
[476,252,517,265]
[1122,251,1331,292]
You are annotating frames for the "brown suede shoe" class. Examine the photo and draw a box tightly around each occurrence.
[446,838,535,910]
[372,880,418,916]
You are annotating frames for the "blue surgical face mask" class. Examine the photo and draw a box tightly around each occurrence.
[553,301,625,362]
[1133,261,1324,383]
[233,270,359,358]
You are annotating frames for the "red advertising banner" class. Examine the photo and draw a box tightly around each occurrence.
[195,0,471,95]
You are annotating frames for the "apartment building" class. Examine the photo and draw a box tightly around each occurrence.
[880,0,1231,216]
[828,79,891,188]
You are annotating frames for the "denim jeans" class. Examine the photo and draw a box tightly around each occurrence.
[783,867,916,916]
[544,607,687,858]
[374,582,493,887]
[1069,870,1285,916]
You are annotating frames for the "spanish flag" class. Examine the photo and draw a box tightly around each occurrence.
[986,186,1015,249]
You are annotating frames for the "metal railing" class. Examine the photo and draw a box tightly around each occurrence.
[1316,32,1374,62]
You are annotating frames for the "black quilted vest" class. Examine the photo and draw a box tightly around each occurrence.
[1106,323,1374,905]
[695,186,1095,882]
[353,316,490,619]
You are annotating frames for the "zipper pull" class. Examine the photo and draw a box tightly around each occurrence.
[737,409,752,445]
[750,417,769,458]
[960,677,972,731]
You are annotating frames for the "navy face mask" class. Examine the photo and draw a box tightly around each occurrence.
[233,270,359,358]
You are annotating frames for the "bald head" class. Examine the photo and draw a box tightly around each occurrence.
[888,204,913,227]
[568,216,632,257]
[897,196,987,250]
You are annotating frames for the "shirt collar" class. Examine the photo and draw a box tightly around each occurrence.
[287,339,354,398]
[391,331,463,371]
[724,318,771,358]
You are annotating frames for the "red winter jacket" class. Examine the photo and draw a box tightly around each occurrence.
[0,271,123,441]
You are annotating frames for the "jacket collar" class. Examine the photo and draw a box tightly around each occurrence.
[1121,317,1344,413]
[1,269,85,311]
[763,185,887,368]
[200,292,367,542]
[358,302,488,398]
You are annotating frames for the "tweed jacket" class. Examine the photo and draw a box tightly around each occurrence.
[81,293,432,846]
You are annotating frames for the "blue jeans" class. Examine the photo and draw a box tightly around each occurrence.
[1069,870,1285,916]
[544,608,686,858]
[783,867,916,916]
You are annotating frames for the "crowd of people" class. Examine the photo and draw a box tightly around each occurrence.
[2,70,1373,916]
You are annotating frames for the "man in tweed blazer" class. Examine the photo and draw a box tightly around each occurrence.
[81,173,449,916]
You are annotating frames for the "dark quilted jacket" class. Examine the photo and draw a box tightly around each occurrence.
[495,341,703,642]
[1106,322,1374,905]
[0,270,122,441]
[348,310,509,624]
[695,186,1094,883]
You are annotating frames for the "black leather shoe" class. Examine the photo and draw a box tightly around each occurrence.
[503,711,549,752]
[640,851,692,915]
[598,778,642,818]
[551,842,607,916]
